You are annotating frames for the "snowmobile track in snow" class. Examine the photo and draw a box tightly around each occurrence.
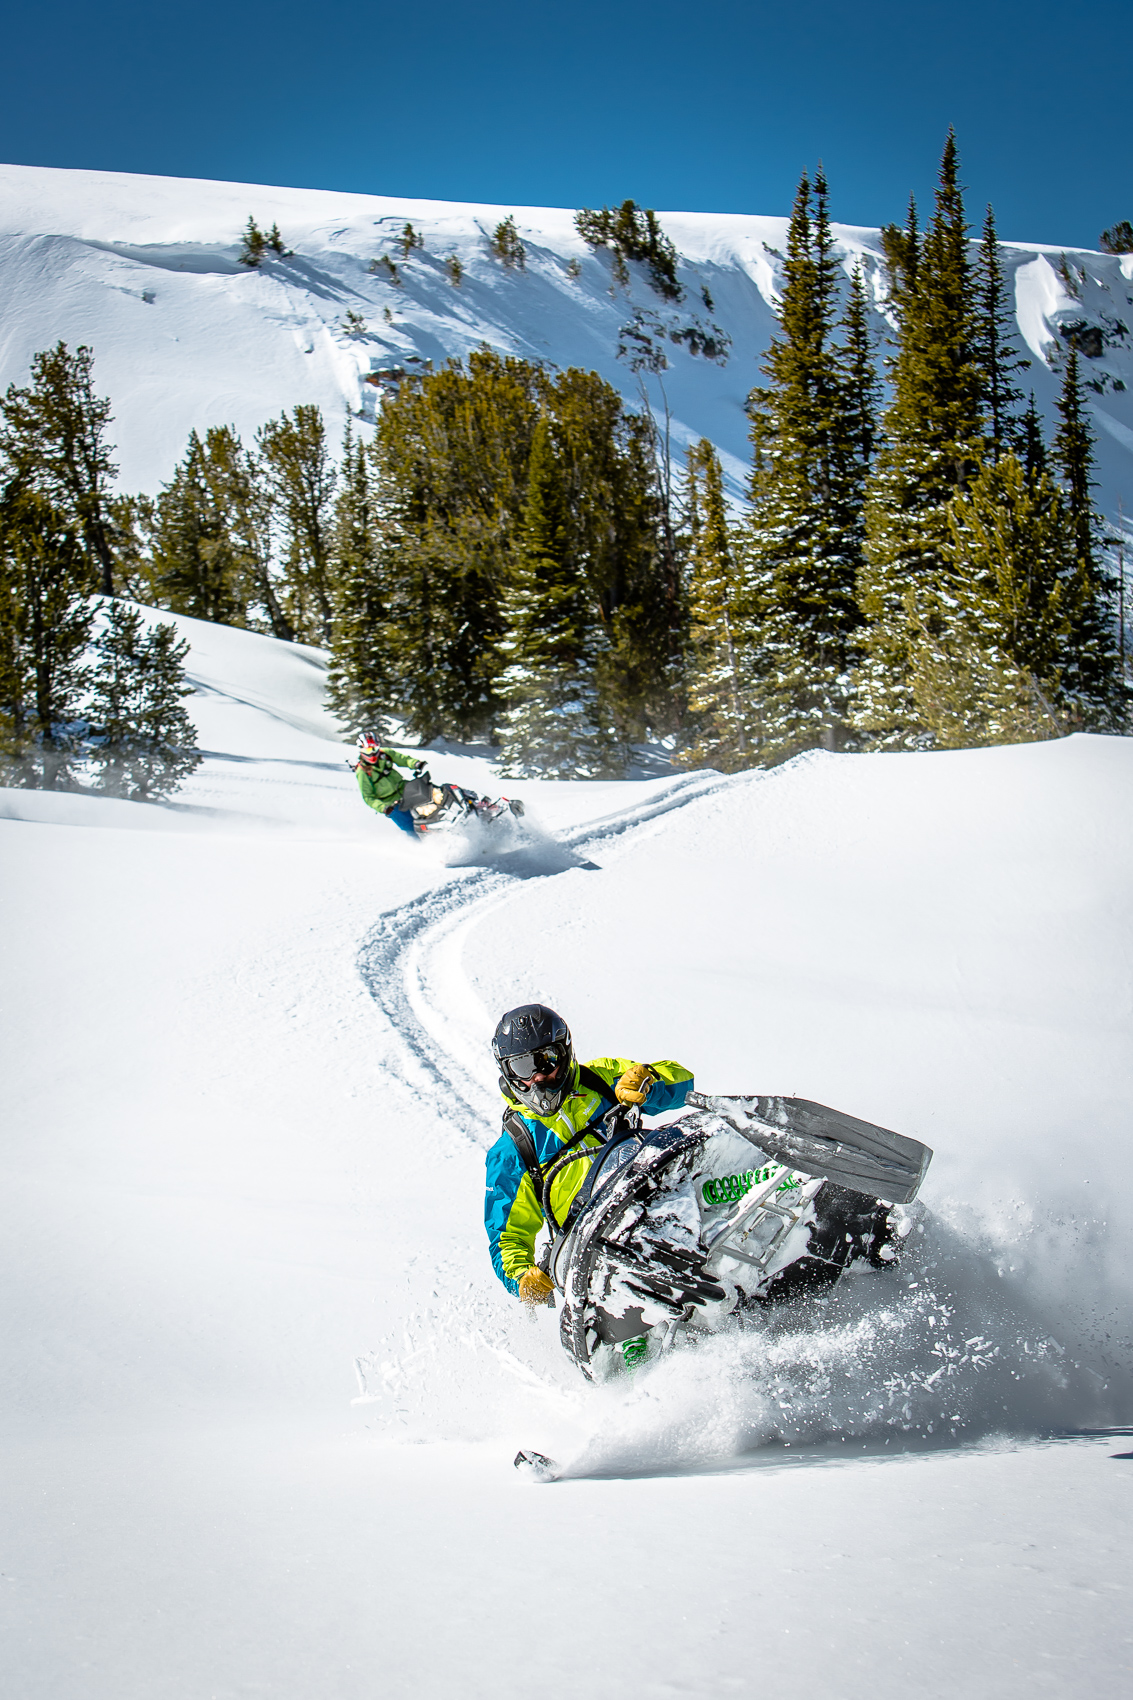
[355,772,739,1136]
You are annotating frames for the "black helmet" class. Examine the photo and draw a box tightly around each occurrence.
[493,1004,574,1115]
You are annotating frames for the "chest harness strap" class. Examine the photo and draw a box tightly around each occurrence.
[502,1067,621,1234]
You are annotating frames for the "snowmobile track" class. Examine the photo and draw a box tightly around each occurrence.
[355,772,740,1135]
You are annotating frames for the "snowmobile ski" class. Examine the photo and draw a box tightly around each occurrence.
[684,1092,931,1205]
[514,1449,560,1482]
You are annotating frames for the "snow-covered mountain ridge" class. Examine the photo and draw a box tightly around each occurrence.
[2,161,1132,521]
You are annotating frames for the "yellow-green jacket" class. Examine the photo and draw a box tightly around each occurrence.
[484,1056,694,1293]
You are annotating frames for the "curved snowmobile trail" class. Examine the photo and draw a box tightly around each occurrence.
[355,772,736,1135]
[351,757,1127,1483]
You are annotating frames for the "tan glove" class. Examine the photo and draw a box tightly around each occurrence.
[517,1267,555,1307]
[615,1063,656,1105]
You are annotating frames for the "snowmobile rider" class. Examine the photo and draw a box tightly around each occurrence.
[353,731,433,837]
[484,1004,694,1304]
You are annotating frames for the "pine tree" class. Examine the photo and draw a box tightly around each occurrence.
[1099,221,1133,255]
[574,202,682,299]
[545,367,678,746]
[680,439,755,769]
[150,430,250,628]
[974,206,1030,460]
[907,603,1065,749]
[87,602,201,800]
[398,223,423,258]
[327,352,674,753]
[256,405,338,644]
[106,493,157,601]
[238,217,267,268]
[909,451,1073,746]
[1053,349,1098,572]
[497,416,615,776]
[360,350,544,741]
[326,428,392,735]
[490,217,526,270]
[195,426,293,640]
[744,166,871,760]
[1020,394,1048,484]
[855,131,985,747]
[0,487,94,788]
[843,265,881,480]
[0,343,120,595]
[949,455,1072,683]
[1051,350,1125,726]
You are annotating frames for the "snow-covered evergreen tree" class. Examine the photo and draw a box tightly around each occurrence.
[256,405,338,644]
[974,206,1030,462]
[680,439,756,770]
[855,131,985,747]
[574,202,681,299]
[195,426,293,640]
[0,342,119,595]
[907,452,1073,746]
[0,488,93,788]
[326,429,393,736]
[88,601,201,800]
[490,217,525,270]
[1051,351,1126,727]
[744,167,872,761]
[497,416,616,777]
[151,430,257,631]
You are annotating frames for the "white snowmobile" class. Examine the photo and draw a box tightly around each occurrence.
[537,1092,932,1383]
[402,771,525,837]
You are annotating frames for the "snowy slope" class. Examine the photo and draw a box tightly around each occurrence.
[1,614,1131,1697]
[2,162,1133,526]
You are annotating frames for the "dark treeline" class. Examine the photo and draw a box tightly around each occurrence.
[5,140,1127,788]
[90,348,687,778]
[330,351,682,773]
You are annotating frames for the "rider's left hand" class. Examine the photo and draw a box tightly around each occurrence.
[615,1064,656,1105]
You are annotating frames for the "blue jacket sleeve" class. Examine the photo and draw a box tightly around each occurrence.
[484,1131,527,1295]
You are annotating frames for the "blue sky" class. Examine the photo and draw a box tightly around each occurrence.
[2,0,1129,248]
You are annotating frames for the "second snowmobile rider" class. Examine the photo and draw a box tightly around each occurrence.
[484,1004,693,1304]
[353,732,432,836]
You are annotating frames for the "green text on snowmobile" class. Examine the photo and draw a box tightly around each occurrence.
[701,1164,803,1206]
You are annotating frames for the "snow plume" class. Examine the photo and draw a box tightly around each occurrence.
[353,1201,1125,1477]
[558,1211,1123,1479]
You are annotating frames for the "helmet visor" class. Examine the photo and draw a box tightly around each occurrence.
[504,1043,568,1086]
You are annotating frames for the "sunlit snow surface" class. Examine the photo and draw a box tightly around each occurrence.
[2,614,1131,1697]
[2,162,1133,531]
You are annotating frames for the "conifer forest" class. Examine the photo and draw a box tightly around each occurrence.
[2,134,1128,789]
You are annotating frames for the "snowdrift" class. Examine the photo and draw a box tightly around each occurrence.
[1,612,1130,1697]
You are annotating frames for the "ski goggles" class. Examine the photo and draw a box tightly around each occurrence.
[503,1044,568,1084]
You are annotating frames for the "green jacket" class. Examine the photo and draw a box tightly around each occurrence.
[355,750,419,813]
